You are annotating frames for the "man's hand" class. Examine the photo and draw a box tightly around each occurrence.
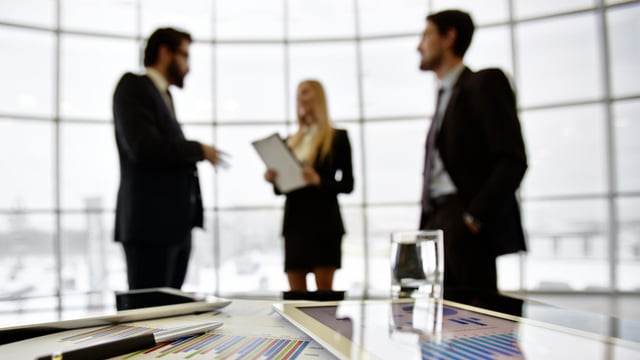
[201,144,230,168]
[463,212,482,234]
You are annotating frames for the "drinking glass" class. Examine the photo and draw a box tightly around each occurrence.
[390,230,444,299]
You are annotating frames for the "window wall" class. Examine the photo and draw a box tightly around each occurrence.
[1,0,639,302]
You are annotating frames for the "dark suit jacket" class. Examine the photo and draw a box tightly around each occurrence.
[279,129,354,237]
[113,72,204,244]
[423,67,528,256]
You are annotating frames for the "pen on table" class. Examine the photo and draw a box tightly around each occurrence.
[35,321,223,360]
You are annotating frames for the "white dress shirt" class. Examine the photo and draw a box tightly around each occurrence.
[292,125,317,165]
[145,67,174,116]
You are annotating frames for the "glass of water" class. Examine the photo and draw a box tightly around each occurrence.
[390,230,444,299]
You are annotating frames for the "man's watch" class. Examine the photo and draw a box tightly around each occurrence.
[463,212,482,229]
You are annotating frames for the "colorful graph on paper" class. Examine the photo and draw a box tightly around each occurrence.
[420,331,522,359]
[61,324,310,360]
[399,304,523,360]
[61,324,156,344]
[125,333,309,359]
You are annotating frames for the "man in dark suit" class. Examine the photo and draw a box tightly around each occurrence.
[417,10,528,292]
[113,28,227,290]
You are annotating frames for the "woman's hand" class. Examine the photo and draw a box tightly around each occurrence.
[264,169,277,183]
[302,166,321,186]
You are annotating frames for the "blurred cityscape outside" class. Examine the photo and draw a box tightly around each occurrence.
[1,195,639,305]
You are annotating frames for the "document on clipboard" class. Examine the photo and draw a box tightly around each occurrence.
[252,133,306,193]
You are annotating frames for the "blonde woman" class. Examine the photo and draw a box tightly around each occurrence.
[265,80,354,293]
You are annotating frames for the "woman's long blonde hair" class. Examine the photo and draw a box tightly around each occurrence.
[287,80,334,165]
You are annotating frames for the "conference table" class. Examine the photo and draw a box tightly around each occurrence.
[0,289,639,359]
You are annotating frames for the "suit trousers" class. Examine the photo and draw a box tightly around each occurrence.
[122,233,192,290]
[421,194,497,292]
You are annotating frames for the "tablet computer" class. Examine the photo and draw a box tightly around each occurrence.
[0,296,231,344]
[273,298,640,360]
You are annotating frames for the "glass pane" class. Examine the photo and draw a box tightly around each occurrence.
[184,211,216,293]
[335,207,365,297]
[0,0,54,28]
[0,295,62,327]
[514,0,595,19]
[365,120,428,204]
[218,209,286,295]
[366,206,420,296]
[0,27,55,117]
[217,44,286,121]
[60,34,139,121]
[523,199,609,291]
[288,0,355,40]
[59,292,116,319]
[431,0,509,25]
[140,0,214,41]
[616,197,640,291]
[358,0,427,36]
[0,119,54,209]
[61,0,137,36]
[216,0,284,40]
[0,213,56,297]
[465,25,513,76]
[172,42,214,123]
[289,42,359,120]
[516,13,603,107]
[614,100,640,193]
[520,104,608,197]
[182,125,216,209]
[216,125,289,207]
[497,253,524,291]
[60,213,126,294]
[60,123,119,211]
[607,4,640,98]
[361,37,433,118]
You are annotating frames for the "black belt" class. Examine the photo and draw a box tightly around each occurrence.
[430,193,456,207]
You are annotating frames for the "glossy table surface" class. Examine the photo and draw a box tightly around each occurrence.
[1,289,639,345]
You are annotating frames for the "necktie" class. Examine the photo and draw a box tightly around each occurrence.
[421,88,444,212]
[165,89,176,118]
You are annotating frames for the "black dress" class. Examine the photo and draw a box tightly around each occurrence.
[277,129,354,272]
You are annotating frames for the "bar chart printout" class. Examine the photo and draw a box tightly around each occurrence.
[61,325,312,359]
[402,305,523,360]
[419,332,522,360]
[397,304,524,360]
[124,333,310,359]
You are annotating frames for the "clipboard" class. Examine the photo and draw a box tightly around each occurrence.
[252,133,306,193]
